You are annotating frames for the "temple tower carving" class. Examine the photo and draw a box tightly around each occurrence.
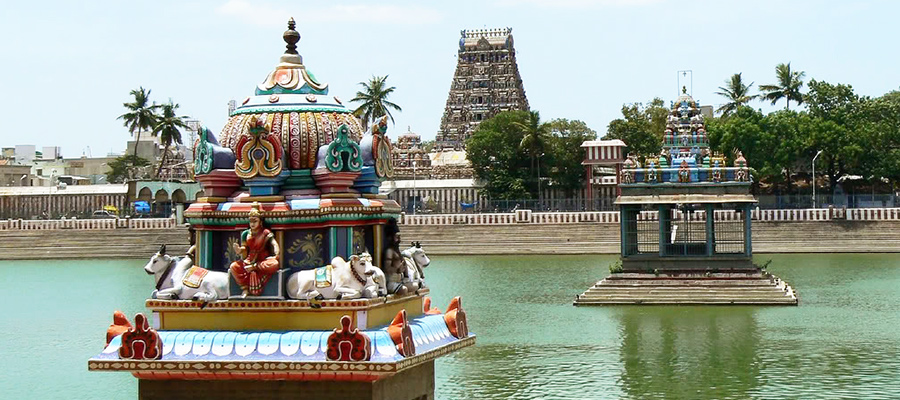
[436,28,530,150]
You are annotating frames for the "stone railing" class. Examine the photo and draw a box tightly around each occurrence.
[398,208,900,225]
[0,217,178,231]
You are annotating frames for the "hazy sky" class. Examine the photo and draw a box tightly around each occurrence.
[1,0,898,157]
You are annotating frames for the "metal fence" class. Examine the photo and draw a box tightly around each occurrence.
[416,194,900,214]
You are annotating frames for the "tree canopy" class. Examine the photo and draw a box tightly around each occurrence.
[603,98,667,158]
[467,111,596,200]
[350,75,402,130]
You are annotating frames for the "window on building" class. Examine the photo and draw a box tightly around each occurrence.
[476,114,483,121]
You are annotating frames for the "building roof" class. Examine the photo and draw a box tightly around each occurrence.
[429,151,469,167]
[581,139,626,148]
[0,184,128,196]
[381,179,482,191]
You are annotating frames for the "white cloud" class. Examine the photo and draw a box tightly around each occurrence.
[216,1,442,26]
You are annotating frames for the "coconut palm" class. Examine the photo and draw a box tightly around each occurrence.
[152,100,190,178]
[350,75,402,130]
[514,110,551,199]
[118,87,158,177]
[758,63,806,110]
[715,73,758,116]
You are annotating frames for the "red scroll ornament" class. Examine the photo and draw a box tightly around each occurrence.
[118,313,162,360]
[326,315,371,362]
[388,309,416,357]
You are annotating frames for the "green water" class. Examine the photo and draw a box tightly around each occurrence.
[2,254,899,399]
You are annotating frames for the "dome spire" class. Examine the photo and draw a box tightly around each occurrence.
[283,18,300,55]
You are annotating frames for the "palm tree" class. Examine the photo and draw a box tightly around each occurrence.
[118,87,158,177]
[350,75,402,130]
[152,100,189,178]
[514,110,551,200]
[758,63,806,110]
[715,73,758,116]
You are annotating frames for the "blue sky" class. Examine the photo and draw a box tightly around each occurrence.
[1,0,898,157]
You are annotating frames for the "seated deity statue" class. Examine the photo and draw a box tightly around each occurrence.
[229,203,280,297]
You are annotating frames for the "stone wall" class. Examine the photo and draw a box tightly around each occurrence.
[2,219,899,260]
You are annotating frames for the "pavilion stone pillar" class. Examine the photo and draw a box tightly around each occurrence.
[744,203,753,256]
[658,205,669,257]
[705,204,715,256]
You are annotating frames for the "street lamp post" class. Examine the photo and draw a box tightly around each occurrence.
[812,150,823,208]
[412,160,417,215]
[537,152,544,211]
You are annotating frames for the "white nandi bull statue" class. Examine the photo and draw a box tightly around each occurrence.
[360,252,387,298]
[400,241,430,291]
[143,244,228,303]
[285,254,379,307]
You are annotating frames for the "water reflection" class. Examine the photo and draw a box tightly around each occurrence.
[614,306,760,400]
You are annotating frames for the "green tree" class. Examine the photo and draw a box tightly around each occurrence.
[715,73,758,116]
[759,63,806,110]
[106,155,151,184]
[604,98,667,159]
[118,87,158,177]
[466,111,533,200]
[152,101,190,178]
[350,75,402,130]
[514,110,551,197]
[856,90,900,188]
[804,80,866,193]
[545,119,597,196]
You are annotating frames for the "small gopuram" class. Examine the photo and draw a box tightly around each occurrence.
[89,20,474,400]
[575,89,797,306]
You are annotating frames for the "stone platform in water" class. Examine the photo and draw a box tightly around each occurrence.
[574,271,798,306]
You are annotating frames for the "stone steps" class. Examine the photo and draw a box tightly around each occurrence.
[0,228,189,260]
[574,272,798,306]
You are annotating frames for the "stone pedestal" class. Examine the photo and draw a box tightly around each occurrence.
[244,170,291,196]
[311,169,361,194]
[137,361,435,400]
[352,166,381,195]
[195,169,242,198]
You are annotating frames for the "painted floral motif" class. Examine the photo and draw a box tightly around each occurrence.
[286,233,324,268]
[118,313,162,360]
[326,315,371,362]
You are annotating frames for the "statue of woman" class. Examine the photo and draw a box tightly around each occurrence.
[229,203,280,297]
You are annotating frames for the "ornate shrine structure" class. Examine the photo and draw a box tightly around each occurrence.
[90,20,474,400]
[575,89,798,305]
[435,28,529,150]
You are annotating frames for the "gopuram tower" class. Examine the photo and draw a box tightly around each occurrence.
[435,28,530,150]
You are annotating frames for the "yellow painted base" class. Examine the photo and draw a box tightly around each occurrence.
[362,194,388,199]
[321,193,361,199]
[152,295,424,331]
[196,197,228,203]
[239,195,285,202]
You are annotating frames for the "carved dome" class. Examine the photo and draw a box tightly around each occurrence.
[218,19,364,170]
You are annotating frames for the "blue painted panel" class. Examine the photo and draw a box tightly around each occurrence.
[234,332,260,357]
[257,332,280,355]
[212,332,237,356]
[279,331,303,356]
[160,332,177,355]
[300,331,323,356]
[289,199,321,210]
[192,331,216,356]
[174,332,198,356]
[372,331,398,357]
